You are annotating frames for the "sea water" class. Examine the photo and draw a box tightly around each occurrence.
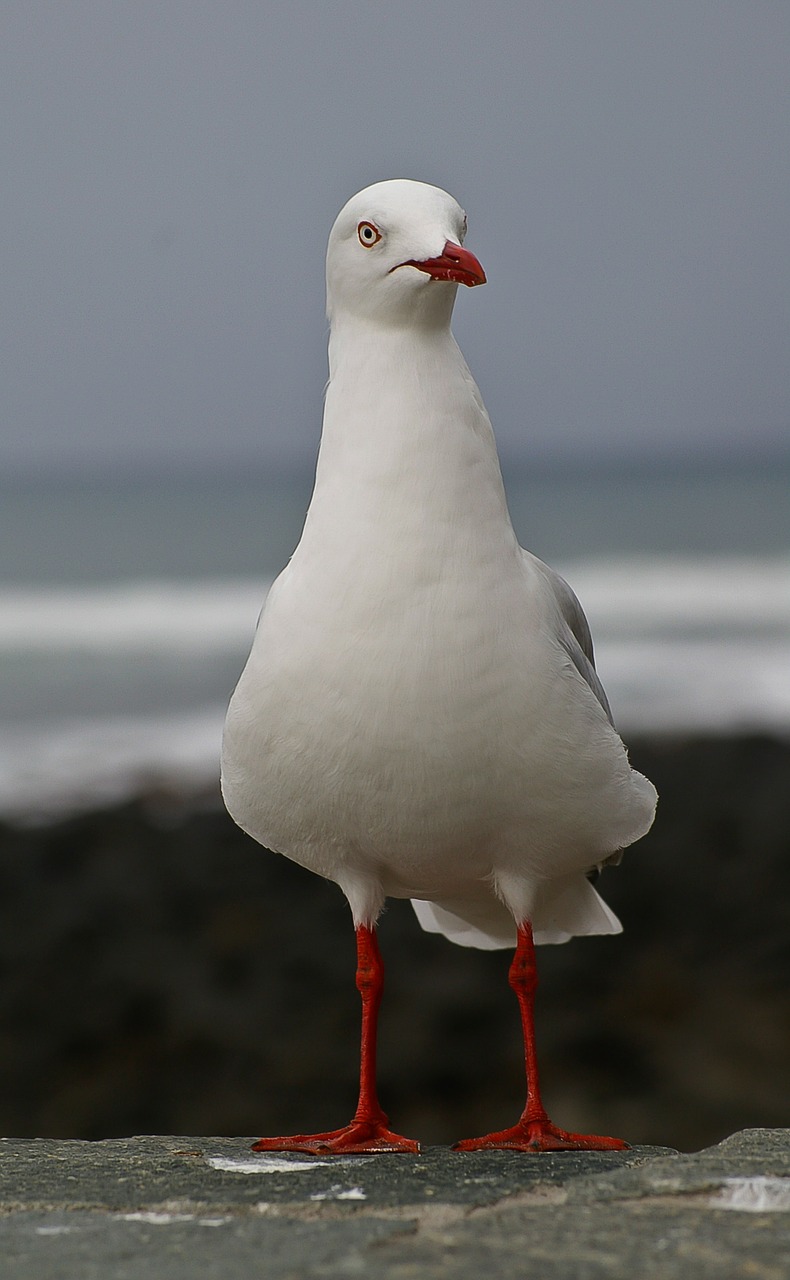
[3,463,788,818]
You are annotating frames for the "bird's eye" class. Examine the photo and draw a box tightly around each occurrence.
[357,221,382,247]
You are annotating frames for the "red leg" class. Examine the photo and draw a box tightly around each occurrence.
[454,921,628,1152]
[252,925,419,1155]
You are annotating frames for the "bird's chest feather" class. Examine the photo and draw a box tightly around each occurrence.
[242,529,536,754]
[221,524,561,863]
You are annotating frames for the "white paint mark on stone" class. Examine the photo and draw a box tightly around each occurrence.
[35,1225,76,1236]
[309,1185,367,1202]
[119,1212,196,1225]
[708,1177,790,1212]
[205,1155,336,1174]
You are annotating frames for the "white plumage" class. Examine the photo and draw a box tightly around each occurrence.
[221,179,656,950]
[221,178,659,1154]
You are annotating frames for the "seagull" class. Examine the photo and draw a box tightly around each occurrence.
[221,179,657,1154]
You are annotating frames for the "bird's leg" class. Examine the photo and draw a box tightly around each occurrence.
[252,925,419,1154]
[454,921,628,1152]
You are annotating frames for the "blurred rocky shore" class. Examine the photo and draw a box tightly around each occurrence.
[0,733,788,1151]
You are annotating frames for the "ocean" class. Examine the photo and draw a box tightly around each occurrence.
[3,462,788,818]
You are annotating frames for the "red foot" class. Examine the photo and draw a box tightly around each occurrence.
[252,1120,420,1156]
[453,1119,629,1153]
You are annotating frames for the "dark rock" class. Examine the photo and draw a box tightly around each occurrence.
[0,734,788,1152]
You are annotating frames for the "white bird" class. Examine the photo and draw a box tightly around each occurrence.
[221,179,657,1154]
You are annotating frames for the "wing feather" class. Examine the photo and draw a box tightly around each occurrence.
[527,553,615,726]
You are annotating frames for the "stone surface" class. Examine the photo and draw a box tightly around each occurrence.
[1,1131,790,1278]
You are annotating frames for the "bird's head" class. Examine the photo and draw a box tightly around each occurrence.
[326,179,486,328]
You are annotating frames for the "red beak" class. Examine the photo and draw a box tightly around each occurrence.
[399,240,487,287]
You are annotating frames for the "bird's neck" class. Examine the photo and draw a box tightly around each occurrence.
[295,317,519,566]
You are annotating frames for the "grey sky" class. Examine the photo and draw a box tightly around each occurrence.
[2,0,788,475]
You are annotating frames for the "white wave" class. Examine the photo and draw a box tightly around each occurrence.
[0,580,269,652]
[0,707,225,819]
[568,556,789,635]
[597,639,790,734]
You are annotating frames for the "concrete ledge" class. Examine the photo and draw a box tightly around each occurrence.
[2,1129,789,1277]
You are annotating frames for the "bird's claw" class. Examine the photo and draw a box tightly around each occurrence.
[252,1120,419,1155]
[453,1119,628,1153]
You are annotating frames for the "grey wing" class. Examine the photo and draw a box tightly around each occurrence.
[529,554,615,726]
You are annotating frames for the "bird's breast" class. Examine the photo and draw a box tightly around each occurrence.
[221,540,549,861]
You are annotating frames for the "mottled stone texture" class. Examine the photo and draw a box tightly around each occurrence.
[0,735,788,1151]
[2,1131,790,1278]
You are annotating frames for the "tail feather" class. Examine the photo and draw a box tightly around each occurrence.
[410,875,622,951]
[410,897,515,950]
[531,874,622,945]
